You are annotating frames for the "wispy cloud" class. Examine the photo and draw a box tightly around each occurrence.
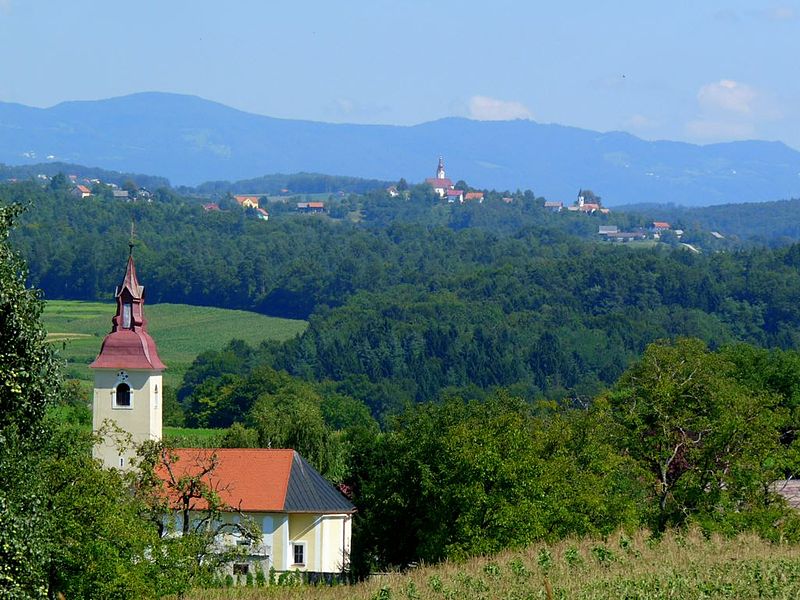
[625,114,658,131]
[685,119,755,141]
[762,5,798,21]
[685,79,784,142]
[467,96,532,121]
[713,5,797,23]
[697,80,757,115]
[325,97,390,121]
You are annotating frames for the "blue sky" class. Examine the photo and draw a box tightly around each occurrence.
[1,1,799,147]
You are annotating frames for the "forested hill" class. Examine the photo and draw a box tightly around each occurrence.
[7,182,800,414]
[0,161,170,190]
[186,172,391,196]
[3,91,800,204]
[622,197,800,246]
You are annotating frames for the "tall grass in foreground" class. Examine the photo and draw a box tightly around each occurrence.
[186,529,800,599]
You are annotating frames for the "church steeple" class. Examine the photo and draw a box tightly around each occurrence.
[91,249,165,470]
[436,156,446,180]
[90,252,165,370]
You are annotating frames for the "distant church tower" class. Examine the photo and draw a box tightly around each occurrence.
[436,156,446,180]
[90,250,165,469]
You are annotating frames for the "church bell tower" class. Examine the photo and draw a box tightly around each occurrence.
[436,156,446,180]
[90,250,165,469]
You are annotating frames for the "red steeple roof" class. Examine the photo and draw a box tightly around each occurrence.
[90,253,165,370]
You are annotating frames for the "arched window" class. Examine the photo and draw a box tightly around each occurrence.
[116,383,131,407]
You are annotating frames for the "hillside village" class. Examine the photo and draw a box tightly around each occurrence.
[6,163,736,253]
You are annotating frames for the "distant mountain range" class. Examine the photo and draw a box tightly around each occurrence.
[1,92,799,206]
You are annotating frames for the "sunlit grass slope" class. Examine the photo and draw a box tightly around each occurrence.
[43,300,306,389]
[188,530,800,599]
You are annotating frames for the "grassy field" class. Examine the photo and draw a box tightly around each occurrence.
[43,300,306,389]
[163,427,226,447]
[186,529,800,599]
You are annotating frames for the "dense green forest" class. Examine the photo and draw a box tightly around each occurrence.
[0,161,171,190]
[9,181,800,412]
[623,197,800,246]
[184,172,392,196]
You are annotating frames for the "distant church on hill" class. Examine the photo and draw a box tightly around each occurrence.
[425,156,455,198]
[91,249,354,579]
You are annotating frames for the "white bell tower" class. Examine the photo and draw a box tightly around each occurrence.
[90,250,165,470]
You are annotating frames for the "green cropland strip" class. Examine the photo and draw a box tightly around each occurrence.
[188,530,800,599]
[43,300,306,389]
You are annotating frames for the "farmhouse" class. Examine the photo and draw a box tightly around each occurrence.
[463,191,484,203]
[234,195,261,209]
[297,201,325,213]
[543,201,563,212]
[72,184,92,199]
[161,448,353,578]
[90,253,353,579]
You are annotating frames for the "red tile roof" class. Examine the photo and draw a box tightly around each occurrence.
[234,195,260,206]
[651,221,671,229]
[425,177,453,189]
[464,192,484,200]
[307,201,325,209]
[159,449,354,513]
[161,449,292,512]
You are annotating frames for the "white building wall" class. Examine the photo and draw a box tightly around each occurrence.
[93,368,162,469]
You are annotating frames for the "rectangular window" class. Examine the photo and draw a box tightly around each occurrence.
[293,543,305,565]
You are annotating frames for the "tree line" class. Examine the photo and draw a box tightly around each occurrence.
[9,182,800,407]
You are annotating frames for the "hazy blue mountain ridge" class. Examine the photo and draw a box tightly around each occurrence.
[1,92,799,206]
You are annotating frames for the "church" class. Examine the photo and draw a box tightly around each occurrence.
[424,156,456,199]
[90,251,354,580]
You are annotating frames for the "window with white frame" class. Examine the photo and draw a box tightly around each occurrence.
[113,371,133,409]
[292,542,306,565]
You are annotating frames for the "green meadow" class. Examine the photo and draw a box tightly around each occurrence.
[43,300,307,389]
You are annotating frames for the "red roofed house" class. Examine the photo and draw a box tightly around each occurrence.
[91,253,354,579]
[463,191,484,203]
[446,189,464,203]
[72,184,92,199]
[161,448,354,577]
[297,201,325,213]
[649,221,671,232]
[234,195,260,209]
[425,156,454,198]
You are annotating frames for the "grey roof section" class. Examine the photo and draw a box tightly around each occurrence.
[284,451,355,514]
